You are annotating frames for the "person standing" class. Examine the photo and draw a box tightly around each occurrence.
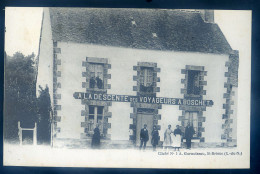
[185,122,195,149]
[173,125,182,151]
[140,124,149,150]
[96,76,103,89]
[164,125,173,149]
[151,126,159,151]
[91,125,101,149]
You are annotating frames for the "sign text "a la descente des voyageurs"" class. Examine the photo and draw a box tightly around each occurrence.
[73,92,213,106]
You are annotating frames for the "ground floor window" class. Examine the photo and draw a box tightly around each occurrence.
[88,105,104,133]
[184,111,198,137]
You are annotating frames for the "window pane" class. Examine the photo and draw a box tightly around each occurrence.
[140,69,145,76]
[194,74,199,87]
[96,64,103,72]
[146,82,152,86]
[89,106,94,114]
[88,118,94,132]
[140,76,144,84]
[89,64,95,72]
[147,69,153,76]
[89,63,104,89]
[148,76,153,83]
[97,106,103,115]
[97,72,103,79]
[97,116,103,122]
[90,72,95,78]
[187,70,200,95]
[185,112,190,119]
[140,67,154,92]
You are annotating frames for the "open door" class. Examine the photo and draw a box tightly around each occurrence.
[136,113,153,146]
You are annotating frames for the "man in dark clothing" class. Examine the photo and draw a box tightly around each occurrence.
[185,123,195,149]
[96,76,103,89]
[140,124,149,150]
[89,76,96,88]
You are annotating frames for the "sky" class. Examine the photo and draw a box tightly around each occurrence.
[5,8,251,58]
[5,7,43,56]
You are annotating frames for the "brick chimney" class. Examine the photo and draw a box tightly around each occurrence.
[199,10,214,23]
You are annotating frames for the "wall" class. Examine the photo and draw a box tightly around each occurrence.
[36,8,54,105]
[55,42,229,143]
[230,87,238,143]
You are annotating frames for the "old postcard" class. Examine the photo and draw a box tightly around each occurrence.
[4,7,251,168]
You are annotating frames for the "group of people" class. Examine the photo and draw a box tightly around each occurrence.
[139,124,160,151]
[163,125,182,151]
[139,123,195,151]
[91,123,195,150]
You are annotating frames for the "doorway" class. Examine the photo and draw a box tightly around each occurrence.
[184,111,198,137]
[136,113,154,146]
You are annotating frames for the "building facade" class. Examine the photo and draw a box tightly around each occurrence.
[36,8,239,148]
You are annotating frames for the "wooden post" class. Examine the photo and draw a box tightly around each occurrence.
[33,122,37,146]
[18,121,22,146]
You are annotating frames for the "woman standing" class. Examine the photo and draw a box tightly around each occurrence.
[173,125,182,151]
[91,125,101,149]
[151,126,159,151]
[164,125,173,149]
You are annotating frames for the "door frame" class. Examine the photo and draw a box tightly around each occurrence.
[135,112,154,146]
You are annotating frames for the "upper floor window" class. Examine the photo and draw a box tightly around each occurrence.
[187,70,201,95]
[140,67,154,93]
[89,63,104,89]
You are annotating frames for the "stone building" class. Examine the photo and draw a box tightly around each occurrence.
[36,8,239,148]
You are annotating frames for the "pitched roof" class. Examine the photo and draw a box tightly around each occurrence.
[49,8,232,54]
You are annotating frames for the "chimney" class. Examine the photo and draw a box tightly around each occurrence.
[200,10,214,23]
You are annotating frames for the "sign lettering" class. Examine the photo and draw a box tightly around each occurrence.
[73,92,213,106]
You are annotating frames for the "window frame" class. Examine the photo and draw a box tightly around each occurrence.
[89,63,104,89]
[186,70,202,96]
[87,105,104,134]
[139,67,155,94]
[183,111,199,138]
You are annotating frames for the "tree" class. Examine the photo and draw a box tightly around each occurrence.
[37,85,52,145]
[4,52,37,142]
[4,52,52,145]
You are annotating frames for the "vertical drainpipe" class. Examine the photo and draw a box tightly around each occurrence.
[50,109,54,147]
